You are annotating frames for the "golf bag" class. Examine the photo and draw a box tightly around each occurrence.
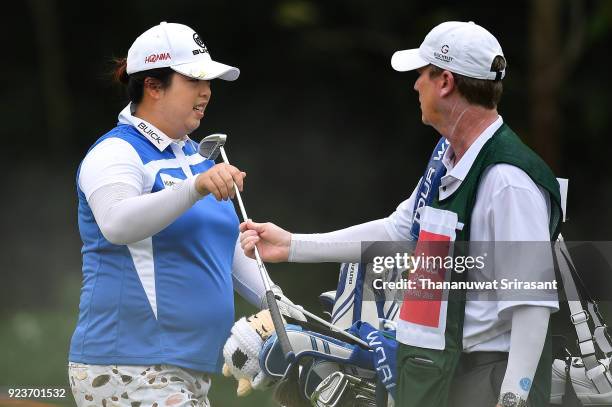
[251,262,401,407]
[260,322,389,407]
[323,262,400,331]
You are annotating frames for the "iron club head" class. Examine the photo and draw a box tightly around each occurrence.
[311,371,349,406]
[198,133,227,161]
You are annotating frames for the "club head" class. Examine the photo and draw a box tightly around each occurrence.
[198,133,227,161]
[311,371,349,406]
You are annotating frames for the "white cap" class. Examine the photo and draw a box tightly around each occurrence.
[391,21,505,81]
[126,22,239,81]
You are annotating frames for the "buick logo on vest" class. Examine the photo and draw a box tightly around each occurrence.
[192,33,209,56]
[434,44,453,63]
[137,122,163,144]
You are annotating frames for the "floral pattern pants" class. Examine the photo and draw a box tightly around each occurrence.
[68,362,211,407]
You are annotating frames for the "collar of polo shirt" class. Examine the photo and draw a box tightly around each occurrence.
[117,103,189,151]
[438,116,503,200]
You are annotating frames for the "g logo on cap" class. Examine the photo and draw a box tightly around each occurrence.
[441,45,449,54]
[193,33,207,50]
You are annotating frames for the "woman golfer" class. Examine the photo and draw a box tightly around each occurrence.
[68,22,287,406]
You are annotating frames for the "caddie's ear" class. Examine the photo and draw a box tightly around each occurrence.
[439,70,455,97]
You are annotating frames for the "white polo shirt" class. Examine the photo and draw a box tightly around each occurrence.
[387,116,559,352]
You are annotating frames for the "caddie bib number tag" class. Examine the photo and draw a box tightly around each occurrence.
[397,206,458,350]
[400,229,451,327]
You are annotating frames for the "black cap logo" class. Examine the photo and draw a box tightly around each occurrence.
[441,45,449,54]
[193,33,207,50]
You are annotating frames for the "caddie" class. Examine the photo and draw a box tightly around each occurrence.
[239,21,563,407]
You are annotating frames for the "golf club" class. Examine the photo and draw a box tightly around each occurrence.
[198,133,295,362]
[274,295,371,348]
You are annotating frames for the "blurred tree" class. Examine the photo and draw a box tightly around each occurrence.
[27,0,73,159]
[527,0,610,173]
[1,1,611,403]
[528,0,584,172]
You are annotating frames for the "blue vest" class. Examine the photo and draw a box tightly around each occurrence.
[69,124,239,373]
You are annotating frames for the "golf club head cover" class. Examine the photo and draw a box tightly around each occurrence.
[222,309,277,396]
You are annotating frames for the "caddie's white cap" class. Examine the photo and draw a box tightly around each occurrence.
[127,22,239,81]
[391,21,505,81]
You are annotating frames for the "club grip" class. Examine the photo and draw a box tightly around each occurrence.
[266,290,295,363]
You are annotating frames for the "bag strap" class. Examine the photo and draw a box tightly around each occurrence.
[555,236,612,393]
[561,356,584,407]
[556,237,612,355]
[589,301,612,354]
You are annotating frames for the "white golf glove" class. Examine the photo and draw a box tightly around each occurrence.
[261,285,307,322]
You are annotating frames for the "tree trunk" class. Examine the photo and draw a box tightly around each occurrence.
[529,0,585,173]
[529,0,562,172]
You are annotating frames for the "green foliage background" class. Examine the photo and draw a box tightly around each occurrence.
[2,0,611,405]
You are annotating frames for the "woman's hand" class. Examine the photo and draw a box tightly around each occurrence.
[195,163,246,200]
[239,220,291,262]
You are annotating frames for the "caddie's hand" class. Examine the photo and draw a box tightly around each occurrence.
[195,163,246,201]
[239,220,290,262]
